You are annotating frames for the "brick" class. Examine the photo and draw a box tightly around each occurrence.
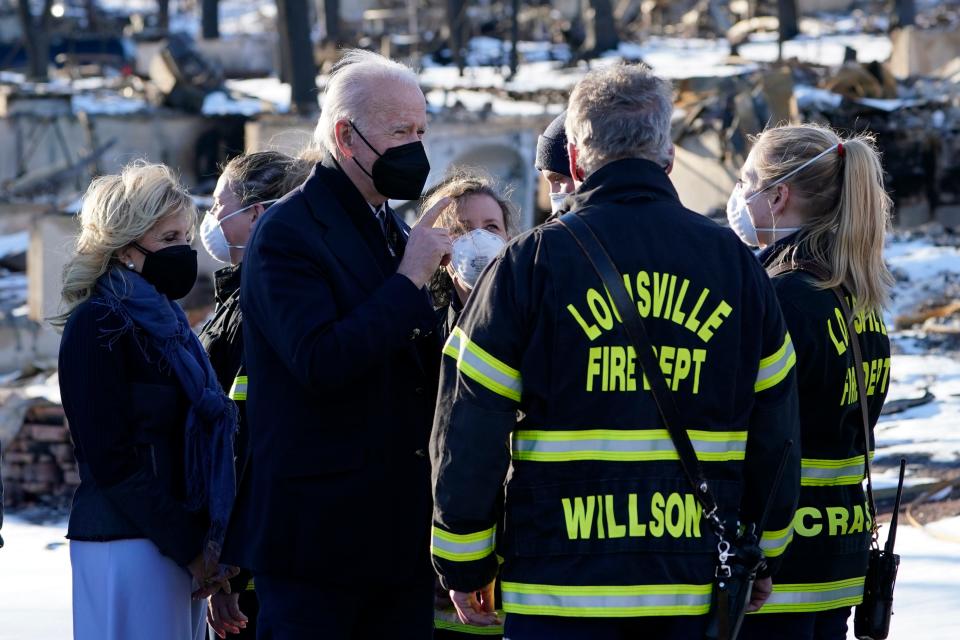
[2,452,35,465]
[24,424,69,443]
[48,443,76,463]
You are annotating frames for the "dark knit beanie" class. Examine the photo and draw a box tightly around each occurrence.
[535,110,571,178]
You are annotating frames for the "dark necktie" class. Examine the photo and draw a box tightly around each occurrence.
[375,207,396,257]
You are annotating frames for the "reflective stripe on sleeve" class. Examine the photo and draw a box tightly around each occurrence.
[431,526,496,562]
[755,334,797,392]
[749,577,865,614]
[801,452,874,487]
[443,327,522,402]
[759,523,795,558]
[511,429,748,463]
[229,375,247,401]
[501,582,713,617]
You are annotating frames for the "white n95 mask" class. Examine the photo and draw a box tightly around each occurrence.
[726,183,762,247]
[727,144,840,247]
[450,228,506,290]
[726,183,803,248]
[200,199,277,263]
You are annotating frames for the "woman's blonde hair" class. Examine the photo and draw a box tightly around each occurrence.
[419,168,519,308]
[752,123,893,314]
[50,162,196,329]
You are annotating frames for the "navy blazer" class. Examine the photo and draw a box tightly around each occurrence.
[226,158,440,584]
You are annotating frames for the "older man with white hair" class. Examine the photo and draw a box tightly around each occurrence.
[225,49,452,639]
[429,63,800,639]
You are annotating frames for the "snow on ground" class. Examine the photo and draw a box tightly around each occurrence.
[886,239,960,320]
[0,518,71,640]
[98,0,276,37]
[0,231,28,259]
[842,522,960,639]
[877,354,960,465]
[1,515,957,640]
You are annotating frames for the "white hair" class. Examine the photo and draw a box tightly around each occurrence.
[565,63,674,177]
[314,49,420,157]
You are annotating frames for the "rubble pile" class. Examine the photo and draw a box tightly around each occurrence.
[1,401,75,511]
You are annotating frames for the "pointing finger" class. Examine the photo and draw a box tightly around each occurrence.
[418,196,452,228]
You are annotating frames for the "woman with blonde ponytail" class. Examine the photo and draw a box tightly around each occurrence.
[56,162,238,640]
[727,124,893,639]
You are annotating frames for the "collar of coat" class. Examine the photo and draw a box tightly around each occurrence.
[569,158,681,212]
[290,152,405,294]
[213,263,242,305]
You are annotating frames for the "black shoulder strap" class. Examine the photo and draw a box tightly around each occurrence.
[766,259,878,536]
[557,212,720,521]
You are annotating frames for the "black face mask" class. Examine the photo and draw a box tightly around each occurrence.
[349,121,431,201]
[133,243,198,301]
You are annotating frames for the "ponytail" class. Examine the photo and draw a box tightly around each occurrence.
[827,137,894,314]
[752,124,893,315]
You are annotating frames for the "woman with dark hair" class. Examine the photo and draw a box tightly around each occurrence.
[198,149,317,639]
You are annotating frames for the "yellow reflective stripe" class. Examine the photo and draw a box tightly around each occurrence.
[229,375,247,401]
[800,452,874,487]
[502,581,712,617]
[749,577,865,614]
[755,334,797,392]
[432,525,496,562]
[245,577,255,591]
[444,328,522,402]
[759,522,795,558]
[512,429,748,463]
[434,610,504,635]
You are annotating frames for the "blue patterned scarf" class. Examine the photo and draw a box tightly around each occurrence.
[95,267,237,566]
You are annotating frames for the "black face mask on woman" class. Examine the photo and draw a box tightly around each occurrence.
[349,120,431,201]
[132,243,198,300]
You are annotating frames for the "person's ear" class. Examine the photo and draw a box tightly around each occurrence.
[664,144,676,175]
[115,245,136,270]
[567,143,585,183]
[770,183,789,217]
[334,120,354,159]
[250,203,265,222]
[248,203,265,228]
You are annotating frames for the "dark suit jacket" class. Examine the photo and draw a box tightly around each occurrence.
[226,157,440,584]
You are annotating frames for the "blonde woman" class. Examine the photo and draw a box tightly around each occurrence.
[726,124,893,640]
[54,162,238,640]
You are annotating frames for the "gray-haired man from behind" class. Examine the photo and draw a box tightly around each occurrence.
[429,63,800,640]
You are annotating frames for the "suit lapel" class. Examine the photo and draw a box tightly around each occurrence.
[300,160,386,295]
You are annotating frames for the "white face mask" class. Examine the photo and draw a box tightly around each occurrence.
[549,192,569,215]
[450,228,507,290]
[200,199,277,263]
[727,144,839,247]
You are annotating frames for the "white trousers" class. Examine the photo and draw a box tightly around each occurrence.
[71,539,206,640]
